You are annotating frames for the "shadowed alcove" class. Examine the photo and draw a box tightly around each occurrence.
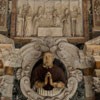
[30,58,67,91]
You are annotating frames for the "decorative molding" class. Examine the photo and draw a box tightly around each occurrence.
[10,0,89,43]
[18,37,85,100]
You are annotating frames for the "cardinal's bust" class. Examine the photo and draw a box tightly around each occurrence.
[30,51,67,90]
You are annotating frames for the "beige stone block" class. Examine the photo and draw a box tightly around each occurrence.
[95,69,100,77]
[38,27,63,36]
[85,45,100,56]
[0,44,14,49]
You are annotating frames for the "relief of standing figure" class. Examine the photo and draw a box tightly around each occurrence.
[62,8,71,37]
[52,9,61,27]
[94,0,100,21]
[16,4,29,37]
[32,6,44,36]
[24,5,33,37]
[16,7,24,37]
[71,6,80,37]
[22,3,31,37]
[0,0,6,26]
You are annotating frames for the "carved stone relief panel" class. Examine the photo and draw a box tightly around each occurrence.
[92,0,100,31]
[16,0,84,38]
[0,0,8,32]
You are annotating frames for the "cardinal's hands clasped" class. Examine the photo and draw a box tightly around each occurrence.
[34,72,65,89]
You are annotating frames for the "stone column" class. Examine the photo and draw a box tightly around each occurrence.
[83,68,95,100]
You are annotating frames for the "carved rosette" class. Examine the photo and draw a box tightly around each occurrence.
[16,37,85,100]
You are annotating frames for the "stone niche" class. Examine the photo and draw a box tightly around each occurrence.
[14,37,88,100]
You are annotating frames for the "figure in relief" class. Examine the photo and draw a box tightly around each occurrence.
[24,5,33,37]
[30,51,67,90]
[16,0,84,37]
[52,9,61,27]
[43,2,53,27]
[32,6,44,36]
[17,2,33,37]
[62,8,71,36]
[16,7,24,37]
[71,6,80,37]
[76,7,83,36]
[94,0,100,21]
[0,0,6,26]
[22,3,31,37]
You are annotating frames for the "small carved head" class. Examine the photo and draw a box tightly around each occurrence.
[64,8,69,15]
[52,9,57,15]
[37,6,44,15]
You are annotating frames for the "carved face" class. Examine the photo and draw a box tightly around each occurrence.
[38,6,43,15]
[43,52,54,68]
[64,8,69,15]
[53,9,58,17]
